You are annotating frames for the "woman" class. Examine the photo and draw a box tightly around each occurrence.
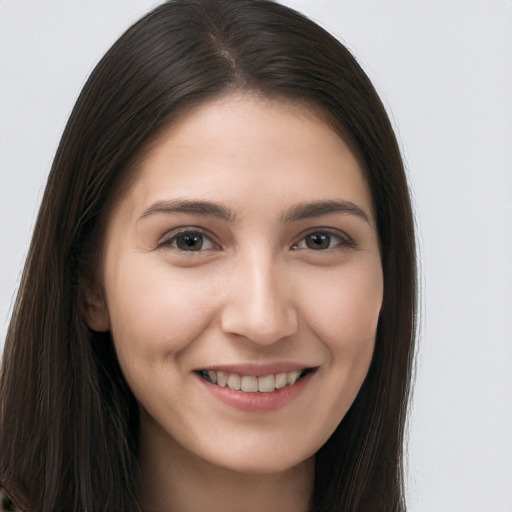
[0,0,417,510]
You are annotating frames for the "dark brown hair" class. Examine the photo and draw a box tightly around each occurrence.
[0,1,416,510]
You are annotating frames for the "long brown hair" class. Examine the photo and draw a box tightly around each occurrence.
[0,1,417,510]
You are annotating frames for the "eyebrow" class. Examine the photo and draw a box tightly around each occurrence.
[139,199,235,221]
[138,198,370,224]
[281,199,370,223]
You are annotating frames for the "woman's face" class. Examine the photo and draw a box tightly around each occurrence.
[89,94,383,474]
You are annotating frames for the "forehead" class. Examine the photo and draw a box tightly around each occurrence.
[113,93,373,221]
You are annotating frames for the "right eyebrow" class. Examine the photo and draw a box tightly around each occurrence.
[138,198,236,222]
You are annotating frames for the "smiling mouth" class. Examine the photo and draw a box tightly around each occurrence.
[197,368,315,393]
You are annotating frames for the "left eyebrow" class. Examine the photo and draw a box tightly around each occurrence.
[281,200,371,224]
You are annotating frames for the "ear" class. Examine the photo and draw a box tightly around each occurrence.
[81,281,110,332]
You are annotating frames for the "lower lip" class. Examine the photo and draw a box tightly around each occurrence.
[197,371,315,412]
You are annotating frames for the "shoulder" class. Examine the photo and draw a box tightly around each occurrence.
[0,484,25,512]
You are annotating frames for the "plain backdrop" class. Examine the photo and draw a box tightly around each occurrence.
[1,1,511,511]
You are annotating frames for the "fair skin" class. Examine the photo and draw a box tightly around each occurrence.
[87,94,383,512]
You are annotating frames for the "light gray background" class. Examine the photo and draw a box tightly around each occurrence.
[1,1,511,510]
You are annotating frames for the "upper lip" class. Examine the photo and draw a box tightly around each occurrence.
[195,362,317,377]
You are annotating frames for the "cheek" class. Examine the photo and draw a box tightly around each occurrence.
[104,256,217,367]
[301,259,383,355]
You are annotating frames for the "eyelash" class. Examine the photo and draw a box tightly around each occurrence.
[159,227,355,253]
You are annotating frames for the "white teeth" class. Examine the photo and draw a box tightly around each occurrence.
[217,370,228,387]
[286,370,301,385]
[258,374,275,392]
[227,373,241,391]
[201,369,307,392]
[241,375,258,392]
[275,372,287,389]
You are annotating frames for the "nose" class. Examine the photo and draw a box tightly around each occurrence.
[220,251,299,345]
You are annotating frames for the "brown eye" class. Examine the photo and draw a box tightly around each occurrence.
[305,233,332,250]
[292,230,354,252]
[176,233,204,251]
[161,229,218,252]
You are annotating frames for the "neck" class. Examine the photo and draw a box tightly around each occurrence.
[138,415,314,512]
